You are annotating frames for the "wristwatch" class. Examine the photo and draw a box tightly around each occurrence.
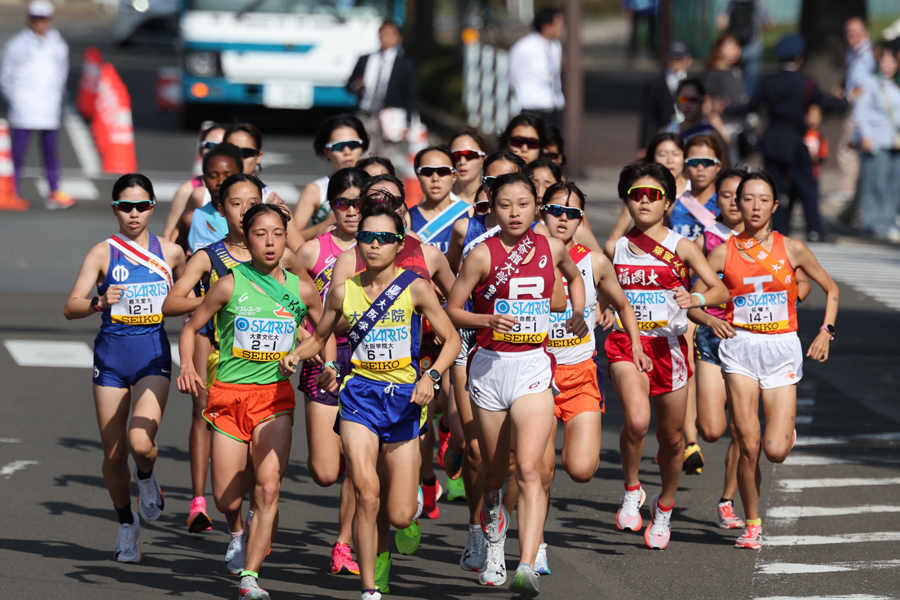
[323,361,340,378]
[90,296,103,313]
[820,324,835,340]
[426,369,441,390]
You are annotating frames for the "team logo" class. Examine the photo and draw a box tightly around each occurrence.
[93,366,100,379]
[529,381,543,389]
[238,293,249,303]
[274,304,293,318]
[112,265,130,282]
[539,255,548,268]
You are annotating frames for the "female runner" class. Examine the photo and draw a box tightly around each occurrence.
[280,204,461,600]
[694,170,838,550]
[357,156,395,177]
[64,174,186,562]
[499,113,546,164]
[604,161,728,550]
[446,172,588,597]
[164,122,225,238]
[177,203,326,600]
[448,128,488,205]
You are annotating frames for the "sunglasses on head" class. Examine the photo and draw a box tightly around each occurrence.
[356,230,404,245]
[677,95,702,104]
[626,186,667,203]
[482,175,497,186]
[325,139,364,152]
[331,196,361,211]
[451,149,485,161]
[239,147,260,158]
[363,190,403,208]
[112,200,155,213]
[416,165,456,178]
[541,204,584,219]
[474,199,490,214]
[684,157,721,168]
[541,151,561,161]
[199,140,219,151]
[509,136,541,150]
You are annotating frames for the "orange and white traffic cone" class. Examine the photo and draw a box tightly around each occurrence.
[77,46,103,119]
[0,119,29,211]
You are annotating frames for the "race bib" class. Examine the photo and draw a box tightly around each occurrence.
[548,306,592,348]
[492,298,550,344]
[733,290,790,332]
[617,289,669,331]
[110,282,167,325]
[232,316,296,362]
[351,326,412,372]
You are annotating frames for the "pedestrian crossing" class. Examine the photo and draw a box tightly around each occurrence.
[3,339,181,368]
[810,244,900,312]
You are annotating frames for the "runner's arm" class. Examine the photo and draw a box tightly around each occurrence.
[445,245,515,332]
[795,267,811,303]
[173,187,205,250]
[606,205,632,254]
[297,279,337,364]
[162,249,211,316]
[786,239,839,362]
[411,278,461,405]
[423,244,455,300]
[177,274,233,396]
[551,270,567,312]
[678,238,729,309]
[280,250,316,288]
[280,283,344,373]
[446,218,468,274]
[160,238,187,280]
[292,182,321,236]
[163,179,195,239]
[573,214,603,252]
[64,243,114,320]
[594,252,652,372]
[552,238,589,338]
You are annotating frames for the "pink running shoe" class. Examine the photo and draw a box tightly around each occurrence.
[716,501,745,529]
[437,416,450,470]
[422,479,442,519]
[735,524,762,549]
[187,497,213,533]
[644,494,673,550]
[616,486,646,531]
[330,542,360,575]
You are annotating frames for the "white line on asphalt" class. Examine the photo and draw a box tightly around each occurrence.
[267,182,300,203]
[797,398,815,407]
[792,436,847,446]
[3,340,94,368]
[755,594,897,599]
[757,560,900,575]
[62,105,101,177]
[35,177,99,201]
[152,180,184,203]
[778,477,900,491]
[795,415,814,425]
[0,460,38,479]
[768,505,900,519]
[0,438,22,443]
[765,532,900,546]
[781,454,856,466]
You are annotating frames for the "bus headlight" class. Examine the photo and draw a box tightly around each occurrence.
[185,52,220,78]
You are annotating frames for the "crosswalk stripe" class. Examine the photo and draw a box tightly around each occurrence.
[778,477,900,491]
[764,532,900,546]
[758,560,900,574]
[34,178,99,201]
[3,340,93,368]
[781,455,856,466]
[767,505,900,519]
[754,594,896,599]
[811,245,900,312]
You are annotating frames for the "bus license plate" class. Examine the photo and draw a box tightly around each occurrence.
[263,82,314,109]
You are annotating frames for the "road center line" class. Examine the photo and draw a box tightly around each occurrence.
[754,595,897,599]
[778,477,900,492]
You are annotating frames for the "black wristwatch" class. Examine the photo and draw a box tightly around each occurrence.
[90,296,103,313]
[426,369,441,390]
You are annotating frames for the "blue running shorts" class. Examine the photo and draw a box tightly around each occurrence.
[93,329,172,389]
[337,375,426,444]
[694,325,723,366]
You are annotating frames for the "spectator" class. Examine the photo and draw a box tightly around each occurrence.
[834,17,875,205]
[508,8,565,129]
[666,78,730,158]
[638,41,691,153]
[722,34,848,241]
[705,33,747,164]
[716,0,773,98]
[853,44,900,243]
[346,20,416,163]
[0,0,72,209]
[621,0,658,60]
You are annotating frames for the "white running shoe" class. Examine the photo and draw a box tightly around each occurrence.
[114,511,142,563]
[361,591,381,600]
[478,536,507,586]
[644,494,673,550]
[616,486,645,531]
[134,467,165,522]
[716,501,745,529]
[414,485,424,521]
[480,498,509,544]
[510,563,540,598]
[238,575,270,600]
[534,543,550,575]
[460,523,487,572]
[225,531,247,575]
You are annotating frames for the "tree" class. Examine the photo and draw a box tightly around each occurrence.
[800,0,867,90]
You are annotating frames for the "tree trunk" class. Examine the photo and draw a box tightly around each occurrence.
[800,0,867,90]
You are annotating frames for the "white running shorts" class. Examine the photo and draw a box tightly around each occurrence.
[467,347,554,411]
[455,328,476,367]
[719,329,803,389]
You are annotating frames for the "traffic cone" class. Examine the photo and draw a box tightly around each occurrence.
[0,119,28,211]
[77,46,103,119]
[92,64,137,174]
[403,116,429,208]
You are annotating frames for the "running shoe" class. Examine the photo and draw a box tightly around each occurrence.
[615,486,646,531]
[394,519,421,555]
[446,476,466,501]
[114,511,141,563]
[374,551,391,594]
[480,500,510,543]
[460,523,487,572]
[509,563,540,598]
[791,428,797,451]
[414,485,423,520]
[330,542,359,575]
[225,532,247,575]
[683,442,705,475]
[422,479,442,519]
[46,190,76,210]
[644,494,673,550]
[534,543,550,575]
[238,575,270,600]
[479,537,507,586]
[134,467,165,521]
[187,496,213,533]
[361,591,381,600]
[443,446,464,480]
[437,416,450,470]
[652,450,658,464]
[716,501,745,530]
[735,524,762,549]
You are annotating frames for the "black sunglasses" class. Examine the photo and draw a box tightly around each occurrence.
[541,204,584,219]
[416,166,456,178]
[331,196,361,211]
[240,148,260,159]
[356,230,404,245]
[363,190,403,208]
[199,140,219,151]
[473,200,490,214]
[325,139,364,153]
[482,175,497,186]
[509,136,541,150]
[112,200,155,213]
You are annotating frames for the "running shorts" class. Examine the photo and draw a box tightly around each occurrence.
[454,328,476,367]
[694,325,723,366]
[93,329,171,389]
[203,379,295,443]
[467,347,555,412]
[297,343,352,407]
[337,375,426,444]
[719,329,803,389]
[553,356,604,423]
[604,330,692,397]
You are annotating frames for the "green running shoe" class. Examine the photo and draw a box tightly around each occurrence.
[374,551,391,594]
[446,476,466,501]
[394,519,421,555]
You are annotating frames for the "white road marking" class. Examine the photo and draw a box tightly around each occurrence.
[0,438,22,443]
[754,594,897,599]
[35,177,99,201]
[62,105,101,177]
[778,477,900,492]
[765,532,900,546]
[812,244,900,311]
[781,454,856,466]
[151,180,184,203]
[792,436,847,446]
[3,340,94,368]
[795,415,814,425]
[797,398,815,407]
[0,460,38,479]
[768,505,900,519]
[759,560,900,575]
[267,182,300,204]
[261,152,292,167]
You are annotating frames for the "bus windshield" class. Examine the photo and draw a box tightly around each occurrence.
[189,0,390,17]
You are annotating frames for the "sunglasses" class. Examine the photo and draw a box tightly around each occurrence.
[541,151,561,161]
[482,175,497,186]
[363,190,403,208]
[356,230,404,245]
[684,157,721,168]
[331,196,361,211]
[416,165,456,178]
[626,186,667,203]
[677,95,703,104]
[325,139,364,152]
[199,140,219,151]
[240,147,260,158]
[451,149,485,161]
[474,200,490,214]
[508,136,541,150]
[541,204,584,219]
[112,200,155,213]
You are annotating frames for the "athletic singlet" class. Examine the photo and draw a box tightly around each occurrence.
[216,267,301,385]
[308,231,351,345]
[670,190,719,241]
[188,203,228,253]
[723,232,798,334]
[98,233,168,336]
[354,236,431,282]
[191,175,203,188]
[472,233,555,352]
[309,176,332,225]
[702,223,737,319]
[200,239,245,348]
[342,268,422,385]
[409,201,470,253]
[612,228,688,338]
[548,244,598,365]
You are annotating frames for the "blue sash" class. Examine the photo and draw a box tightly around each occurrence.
[417,200,470,244]
[347,269,420,353]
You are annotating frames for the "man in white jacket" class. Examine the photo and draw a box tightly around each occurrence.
[0,0,74,209]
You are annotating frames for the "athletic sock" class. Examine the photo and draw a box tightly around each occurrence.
[657,499,674,512]
[136,467,152,480]
[746,518,762,526]
[686,441,697,447]
[115,504,134,525]
[423,476,436,486]
[231,528,244,540]
[719,497,733,505]
[239,570,258,579]
[625,483,641,492]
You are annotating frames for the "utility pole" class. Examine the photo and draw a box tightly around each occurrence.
[563,0,583,178]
